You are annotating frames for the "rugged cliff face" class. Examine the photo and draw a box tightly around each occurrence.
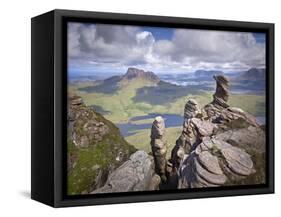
[169,75,266,188]
[67,93,136,195]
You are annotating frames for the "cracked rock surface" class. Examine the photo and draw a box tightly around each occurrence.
[178,138,255,188]
[91,151,160,193]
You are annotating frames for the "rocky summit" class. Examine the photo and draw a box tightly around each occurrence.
[123,67,160,82]
[171,75,266,188]
[68,93,110,148]
[69,72,266,194]
[67,93,136,195]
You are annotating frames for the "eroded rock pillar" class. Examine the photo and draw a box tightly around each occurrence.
[212,75,230,108]
[171,99,201,166]
[150,116,167,182]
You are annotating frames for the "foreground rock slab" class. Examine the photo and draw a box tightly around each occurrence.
[91,151,160,193]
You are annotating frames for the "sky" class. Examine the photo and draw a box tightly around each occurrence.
[68,22,266,75]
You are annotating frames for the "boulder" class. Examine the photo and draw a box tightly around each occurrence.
[221,147,253,176]
[91,151,160,193]
[197,151,223,175]
[190,118,215,137]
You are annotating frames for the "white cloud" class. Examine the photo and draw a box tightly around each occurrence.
[68,22,265,73]
[154,29,265,70]
[68,23,82,57]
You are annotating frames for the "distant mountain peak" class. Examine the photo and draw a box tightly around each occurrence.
[124,67,160,82]
[241,68,265,80]
[247,68,265,74]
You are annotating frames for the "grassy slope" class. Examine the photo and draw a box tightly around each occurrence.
[130,118,155,125]
[124,93,265,158]
[74,78,157,123]
[71,81,265,124]
[229,93,265,116]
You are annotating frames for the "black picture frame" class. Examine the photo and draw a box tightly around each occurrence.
[31,9,274,207]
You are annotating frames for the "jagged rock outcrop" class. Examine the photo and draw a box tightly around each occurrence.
[68,93,109,148]
[172,75,266,188]
[150,116,167,182]
[67,93,136,195]
[213,75,229,104]
[178,138,255,188]
[171,99,215,167]
[91,151,160,193]
[171,99,200,163]
[209,106,265,153]
[204,75,230,119]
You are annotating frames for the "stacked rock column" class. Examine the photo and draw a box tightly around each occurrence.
[203,75,230,119]
[211,75,230,110]
[150,116,167,182]
[171,99,201,167]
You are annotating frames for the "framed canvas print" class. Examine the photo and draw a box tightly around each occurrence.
[31,9,274,207]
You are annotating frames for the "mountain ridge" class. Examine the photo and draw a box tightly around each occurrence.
[78,67,160,94]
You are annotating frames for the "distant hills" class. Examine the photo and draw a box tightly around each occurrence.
[194,70,224,78]
[71,67,266,126]
[238,68,265,80]
[79,67,160,94]
[193,68,265,81]
[191,68,266,92]
[72,67,265,84]
[77,67,266,106]
[229,68,265,92]
[78,67,212,105]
